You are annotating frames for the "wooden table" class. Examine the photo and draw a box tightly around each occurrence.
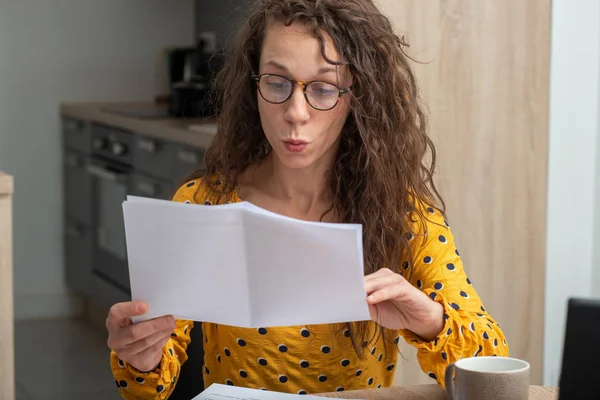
[0,171,14,400]
[319,385,557,399]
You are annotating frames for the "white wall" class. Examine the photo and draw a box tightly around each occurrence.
[594,28,600,300]
[0,0,194,320]
[544,0,600,386]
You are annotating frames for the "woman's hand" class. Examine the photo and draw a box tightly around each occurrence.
[365,268,445,341]
[106,301,176,372]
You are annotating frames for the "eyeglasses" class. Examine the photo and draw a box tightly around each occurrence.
[252,73,353,111]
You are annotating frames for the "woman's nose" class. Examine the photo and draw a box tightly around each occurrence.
[284,85,310,124]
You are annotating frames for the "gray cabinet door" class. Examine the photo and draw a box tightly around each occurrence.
[133,135,173,182]
[131,173,176,200]
[64,151,92,224]
[62,117,91,154]
[171,143,205,184]
[89,274,130,310]
[64,217,92,295]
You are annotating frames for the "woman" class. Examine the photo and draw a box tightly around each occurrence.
[108,0,508,398]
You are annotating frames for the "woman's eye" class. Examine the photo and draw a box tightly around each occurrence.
[317,88,335,95]
[268,83,287,91]
[311,84,336,96]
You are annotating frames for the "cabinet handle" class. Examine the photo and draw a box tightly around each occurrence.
[66,224,83,238]
[138,139,157,153]
[178,149,199,164]
[87,165,119,182]
[136,181,156,196]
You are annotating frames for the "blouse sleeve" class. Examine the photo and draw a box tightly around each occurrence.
[111,321,195,399]
[399,206,509,387]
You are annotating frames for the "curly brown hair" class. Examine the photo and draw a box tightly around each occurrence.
[186,0,445,355]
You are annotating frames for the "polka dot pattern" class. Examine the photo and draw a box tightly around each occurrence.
[110,179,509,396]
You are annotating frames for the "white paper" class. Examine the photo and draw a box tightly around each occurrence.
[193,383,362,400]
[123,196,371,327]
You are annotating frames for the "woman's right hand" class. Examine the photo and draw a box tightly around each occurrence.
[106,301,177,372]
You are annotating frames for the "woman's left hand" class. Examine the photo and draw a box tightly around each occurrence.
[365,268,445,341]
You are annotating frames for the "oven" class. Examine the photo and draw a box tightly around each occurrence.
[86,124,134,305]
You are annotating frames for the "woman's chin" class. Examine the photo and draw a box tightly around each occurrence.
[273,150,315,170]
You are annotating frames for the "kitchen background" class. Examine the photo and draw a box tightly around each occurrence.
[0,0,599,399]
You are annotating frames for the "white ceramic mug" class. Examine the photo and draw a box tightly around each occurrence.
[445,356,530,400]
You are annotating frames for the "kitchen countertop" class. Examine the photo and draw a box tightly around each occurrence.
[319,384,557,399]
[60,102,218,148]
[0,171,13,195]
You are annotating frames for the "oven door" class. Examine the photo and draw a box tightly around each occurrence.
[87,159,132,297]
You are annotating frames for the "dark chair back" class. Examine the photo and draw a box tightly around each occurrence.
[169,322,205,399]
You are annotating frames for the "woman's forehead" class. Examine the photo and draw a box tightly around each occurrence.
[260,21,350,80]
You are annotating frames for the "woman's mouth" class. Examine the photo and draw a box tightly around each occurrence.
[283,140,309,153]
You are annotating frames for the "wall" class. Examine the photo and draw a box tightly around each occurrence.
[594,20,600,300]
[0,0,194,320]
[378,0,551,385]
[544,0,600,386]
[195,0,249,50]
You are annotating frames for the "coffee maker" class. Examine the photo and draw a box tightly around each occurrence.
[168,37,223,117]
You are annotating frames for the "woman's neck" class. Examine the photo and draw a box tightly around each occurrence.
[261,152,334,215]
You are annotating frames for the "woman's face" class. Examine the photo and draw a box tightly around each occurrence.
[257,21,353,170]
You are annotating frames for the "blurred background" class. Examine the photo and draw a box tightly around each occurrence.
[0,0,598,399]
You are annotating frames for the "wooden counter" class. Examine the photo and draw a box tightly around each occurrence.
[60,102,217,148]
[319,385,557,400]
[0,171,14,400]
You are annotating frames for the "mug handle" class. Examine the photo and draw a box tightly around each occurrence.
[445,363,457,400]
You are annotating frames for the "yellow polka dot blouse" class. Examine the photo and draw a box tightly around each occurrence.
[111,179,508,399]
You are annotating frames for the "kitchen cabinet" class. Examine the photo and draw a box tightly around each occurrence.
[60,103,215,308]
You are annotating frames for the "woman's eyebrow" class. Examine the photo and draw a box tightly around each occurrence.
[263,60,337,76]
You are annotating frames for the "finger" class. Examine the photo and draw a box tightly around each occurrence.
[130,334,171,369]
[124,315,176,344]
[364,268,394,281]
[367,282,408,305]
[117,327,174,357]
[106,301,148,329]
[364,274,403,295]
[109,315,175,351]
